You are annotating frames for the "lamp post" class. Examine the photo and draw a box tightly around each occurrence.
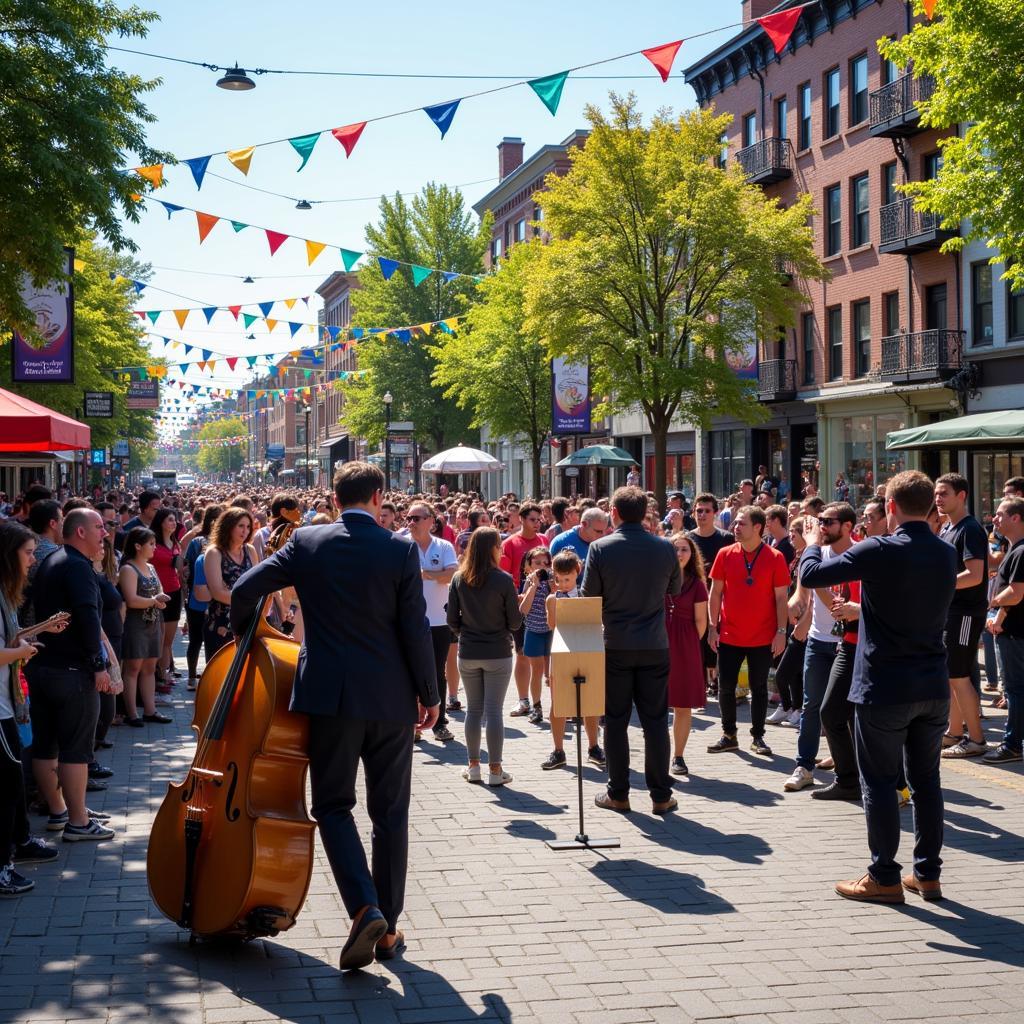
[383,391,393,493]
[303,403,311,489]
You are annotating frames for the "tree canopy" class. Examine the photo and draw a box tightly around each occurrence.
[0,0,166,332]
[196,416,247,478]
[527,95,825,505]
[882,0,1024,287]
[340,183,490,451]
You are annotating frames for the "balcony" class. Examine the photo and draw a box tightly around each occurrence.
[879,330,963,383]
[736,137,792,185]
[869,74,935,137]
[879,198,957,255]
[757,359,798,402]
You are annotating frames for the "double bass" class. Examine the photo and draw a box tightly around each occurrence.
[147,513,315,941]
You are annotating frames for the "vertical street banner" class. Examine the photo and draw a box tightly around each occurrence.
[11,247,75,383]
[551,357,591,435]
[728,333,759,382]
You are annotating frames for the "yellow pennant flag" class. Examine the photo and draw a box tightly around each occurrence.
[284,298,297,309]
[418,322,432,336]
[266,318,278,333]
[305,240,326,266]
[73,259,86,273]
[135,164,164,188]
[207,360,217,372]
[226,146,255,176]
[290,350,301,358]
[443,317,458,332]
[173,309,189,329]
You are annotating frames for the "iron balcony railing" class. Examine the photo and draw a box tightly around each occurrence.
[880,330,963,377]
[869,74,935,132]
[757,358,798,400]
[735,137,793,183]
[880,198,949,248]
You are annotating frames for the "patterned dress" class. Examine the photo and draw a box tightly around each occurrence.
[203,548,252,658]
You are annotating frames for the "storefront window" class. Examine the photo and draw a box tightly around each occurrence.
[974,452,1024,522]
[831,414,907,509]
[874,413,908,490]
[709,430,747,497]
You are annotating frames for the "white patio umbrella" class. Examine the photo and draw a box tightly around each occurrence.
[419,443,504,474]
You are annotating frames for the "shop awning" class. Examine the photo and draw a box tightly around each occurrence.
[0,387,91,452]
[886,410,1024,451]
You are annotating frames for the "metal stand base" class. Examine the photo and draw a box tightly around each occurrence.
[545,674,619,853]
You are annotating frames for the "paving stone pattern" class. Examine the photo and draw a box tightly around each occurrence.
[2,641,1023,1024]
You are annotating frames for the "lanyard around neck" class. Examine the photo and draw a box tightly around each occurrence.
[742,543,764,585]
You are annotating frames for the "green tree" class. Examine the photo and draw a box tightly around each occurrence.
[341,183,490,452]
[434,241,552,491]
[881,1,1024,287]
[527,95,825,507]
[0,233,158,453]
[196,416,246,479]
[0,0,167,333]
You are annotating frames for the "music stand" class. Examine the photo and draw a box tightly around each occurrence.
[544,598,619,852]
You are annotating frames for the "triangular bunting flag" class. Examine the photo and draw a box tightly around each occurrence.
[227,357,238,371]
[441,271,458,283]
[207,360,217,372]
[284,298,297,310]
[418,323,433,336]
[231,221,248,232]
[423,99,460,138]
[265,229,289,256]
[411,265,433,286]
[378,257,400,280]
[146,310,160,325]
[179,364,189,375]
[247,356,258,367]
[922,0,937,16]
[202,350,212,361]
[641,40,683,83]
[305,240,327,265]
[202,307,217,323]
[332,122,367,158]
[158,201,183,219]
[135,164,163,188]
[173,309,189,329]
[258,301,274,318]
[266,318,279,333]
[327,326,342,340]
[132,280,147,294]
[443,317,458,332]
[528,71,569,116]
[757,6,803,55]
[196,212,219,243]
[242,313,257,329]
[183,344,193,355]
[288,322,301,337]
[340,248,362,272]
[289,132,320,171]
[227,146,256,176]
[184,155,212,189]
[228,305,241,320]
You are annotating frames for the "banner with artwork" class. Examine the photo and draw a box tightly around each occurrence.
[127,379,160,409]
[11,248,75,383]
[551,358,591,435]
[728,336,759,382]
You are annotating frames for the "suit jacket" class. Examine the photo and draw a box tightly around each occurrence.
[230,510,438,723]
[581,522,681,650]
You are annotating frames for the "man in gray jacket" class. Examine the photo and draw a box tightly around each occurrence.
[582,487,681,814]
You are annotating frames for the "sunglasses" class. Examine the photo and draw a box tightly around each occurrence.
[818,517,839,526]
[406,514,429,522]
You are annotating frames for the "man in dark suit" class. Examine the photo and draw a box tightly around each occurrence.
[230,462,438,970]
[799,470,956,904]
[581,486,682,814]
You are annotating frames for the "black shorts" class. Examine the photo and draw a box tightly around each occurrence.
[701,633,717,670]
[26,665,100,764]
[161,589,183,623]
[944,613,985,679]
[513,623,526,654]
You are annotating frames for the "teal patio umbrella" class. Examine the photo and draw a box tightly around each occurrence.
[555,444,638,468]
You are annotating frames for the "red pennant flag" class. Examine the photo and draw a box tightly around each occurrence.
[196,212,219,243]
[228,304,241,320]
[641,40,683,83]
[758,7,803,55]
[922,0,937,17]
[331,122,367,158]
[135,311,145,320]
[226,357,238,370]
[265,229,289,256]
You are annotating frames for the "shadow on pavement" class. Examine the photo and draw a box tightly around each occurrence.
[589,858,736,915]
[900,899,1024,970]
[636,815,773,864]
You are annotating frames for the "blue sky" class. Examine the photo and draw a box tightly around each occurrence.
[116,1,739,424]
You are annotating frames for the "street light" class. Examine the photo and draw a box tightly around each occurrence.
[302,402,311,489]
[383,391,393,493]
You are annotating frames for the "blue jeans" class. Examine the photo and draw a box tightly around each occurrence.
[995,633,1024,753]
[796,638,839,771]
[854,699,948,885]
[982,628,1001,689]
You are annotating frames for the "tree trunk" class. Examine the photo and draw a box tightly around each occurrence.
[651,420,670,513]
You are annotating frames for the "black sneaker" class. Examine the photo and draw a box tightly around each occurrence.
[88,763,114,779]
[13,837,59,863]
[670,756,688,776]
[85,779,107,793]
[432,726,455,742]
[527,703,544,725]
[0,864,34,897]
[587,745,606,768]
[63,819,115,842]
[982,745,1023,764]
[707,734,738,753]
[541,749,567,771]
[446,697,462,712]
[750,736,773,756]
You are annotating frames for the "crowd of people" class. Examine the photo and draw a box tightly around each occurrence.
[1,466,1022,913]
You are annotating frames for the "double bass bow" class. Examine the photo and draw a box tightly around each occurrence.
[147,511,315,941]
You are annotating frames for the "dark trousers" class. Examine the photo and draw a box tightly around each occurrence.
[0,717,30,863]
[854,699,948,885]
[604,649,672,803]
[185,606,206,677]
[774,635,806,713]
[307,714,414,933]
[429,626,450,729]
[94,692,116,749]
[821,640,858,788]
[717,643,773,738]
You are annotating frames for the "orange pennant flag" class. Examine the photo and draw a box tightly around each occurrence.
[305,240,326,265]
[922,0,937,17]
[226,146,256,176]
[266,318,278,333]
[135,164,164,188]
[207,360,217,372]
[195,212,219,243]
[173,309,189,329]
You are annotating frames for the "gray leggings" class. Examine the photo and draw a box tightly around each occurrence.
[458,657,513,763]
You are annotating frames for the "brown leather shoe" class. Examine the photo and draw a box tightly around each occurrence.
[594,793,631,813]
[902,874,943,901]
[652,797,678,815]
[835,873,905,904]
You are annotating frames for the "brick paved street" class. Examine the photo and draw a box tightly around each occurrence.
[2,643,1023,1024]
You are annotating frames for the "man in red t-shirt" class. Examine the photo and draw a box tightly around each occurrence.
[707,505,790,754]
[499,502,549,716]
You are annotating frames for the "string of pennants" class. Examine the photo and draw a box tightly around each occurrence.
[126,4,819,190]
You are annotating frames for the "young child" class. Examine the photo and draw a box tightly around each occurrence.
[518,547,553,724]
[539,550,605,770]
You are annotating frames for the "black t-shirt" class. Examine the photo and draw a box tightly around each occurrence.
[940,514,989,615]
[770,535,796,569]
[997,538,1024,638]
[688,527,732,574]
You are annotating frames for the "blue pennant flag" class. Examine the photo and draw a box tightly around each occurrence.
[158,201,184,219]
[184,155,212,190]
[179,364,189,375]
[132,280,147,294]
[288,322,301,337]
[202,350,212,361]
[441,271,459,283]
[423,99,460,139]
[202,307,217,323]
[351,328,364,340]
[258,301,274,318]
[326,325,341,340]
[378,257,399,280]
[393,329,412,343]
[183,344,193,355]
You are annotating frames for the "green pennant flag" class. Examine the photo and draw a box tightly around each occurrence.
[411,264,432,286]
[340,248,362,272]
[146,310,160,324]
[242,313,258,329]
[231,221,248,233]
[247,356,258,367]
[289,132,320,171]
[528,71,569,116]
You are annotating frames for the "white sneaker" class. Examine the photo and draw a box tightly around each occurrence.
[462,764,481,783]
[783,709,801,727]
[486,770,513,787]
[766,706,789,725]
[941,738,988,759]
[784,766,815,791]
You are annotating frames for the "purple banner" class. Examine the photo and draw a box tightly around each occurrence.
[728,337,759,381]
[551,357,591,435]
[12,248,75,383]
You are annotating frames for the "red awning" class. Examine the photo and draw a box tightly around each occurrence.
[0,387,91,452]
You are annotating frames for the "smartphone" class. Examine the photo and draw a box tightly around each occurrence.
[537,568,549,582]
